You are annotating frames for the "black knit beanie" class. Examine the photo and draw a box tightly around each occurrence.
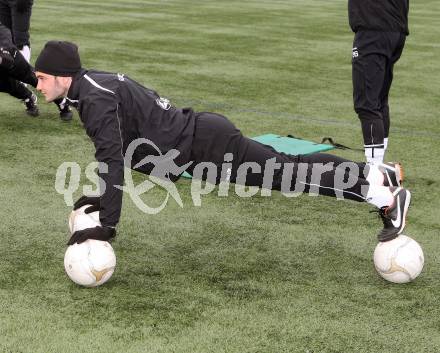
[35,40,81,76]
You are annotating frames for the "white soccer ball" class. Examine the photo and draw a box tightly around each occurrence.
[373,234,424,283]
[68,204,101,234]
[64,239,116,287]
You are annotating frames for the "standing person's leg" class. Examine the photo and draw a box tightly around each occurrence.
[379,33,406,153]
[352,31,388,165]
[10,0,33,62]
[0,0,12,30]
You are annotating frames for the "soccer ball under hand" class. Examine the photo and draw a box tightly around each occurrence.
[64,239,116,287]
[65,205,116,287]
[68,204,101,233]
[373,234,424,284]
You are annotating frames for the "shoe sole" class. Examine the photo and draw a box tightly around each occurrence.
[394,163,404,187]
[397,189,411,235]
[383,162,404,187]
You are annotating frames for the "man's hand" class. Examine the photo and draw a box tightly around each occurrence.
[74,195,100,213]
[68,226,116,245]
[0,47,14,70]
[15,0,32,13]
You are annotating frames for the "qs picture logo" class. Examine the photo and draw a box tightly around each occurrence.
[55,139,369,215]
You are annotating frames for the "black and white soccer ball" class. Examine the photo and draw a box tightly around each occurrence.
[64,205,116,287]
[373,234,424,283]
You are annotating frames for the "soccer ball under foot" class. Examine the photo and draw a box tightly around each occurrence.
[373,234,424,284]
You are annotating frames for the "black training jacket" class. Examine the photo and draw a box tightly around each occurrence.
[66,69,196,227]
[348,0,409,35]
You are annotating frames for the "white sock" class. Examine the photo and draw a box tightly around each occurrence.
[366,185,394,208]
[383,137,389,151]
[19,45,31,63]
[366,164,385,186]
[365,147,385,165]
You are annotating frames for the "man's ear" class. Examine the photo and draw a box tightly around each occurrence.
[58,76,73,91]
[61,76,73,86]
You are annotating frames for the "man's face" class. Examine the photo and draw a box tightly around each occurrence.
[36,72,72,102]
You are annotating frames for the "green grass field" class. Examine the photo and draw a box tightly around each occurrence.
[1,0,439,352]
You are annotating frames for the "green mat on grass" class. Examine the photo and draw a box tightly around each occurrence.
[181,134,334,178]
[252,134,335,155]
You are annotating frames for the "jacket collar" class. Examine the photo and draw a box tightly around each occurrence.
[66,68,88,106]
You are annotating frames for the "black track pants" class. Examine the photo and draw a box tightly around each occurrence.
[352,30,406,145]
[0,0,33,48]
[0,76,31,99]
[187,113,370,202]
